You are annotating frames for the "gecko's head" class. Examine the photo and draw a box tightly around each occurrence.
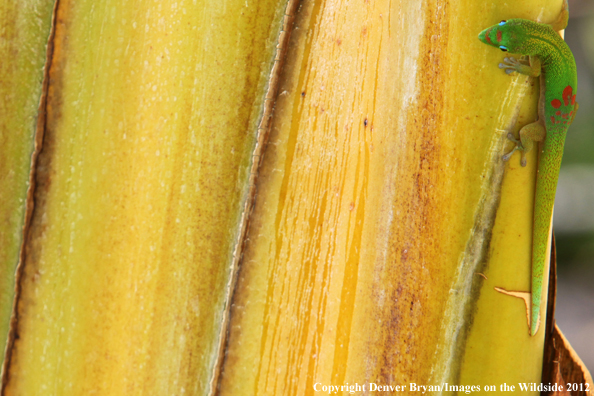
[478,19,528,54]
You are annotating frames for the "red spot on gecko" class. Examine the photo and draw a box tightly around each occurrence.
[571,95,576,105]
[551,99,562,109]
[556,111,561,116]
[485,28,493,44]
[550,116,556,124]
[563,85,573,106]
[497,30,502,42]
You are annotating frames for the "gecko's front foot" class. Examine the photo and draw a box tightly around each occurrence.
[498,56,540,77]
[502,133,527,166]
[498,57,527,75]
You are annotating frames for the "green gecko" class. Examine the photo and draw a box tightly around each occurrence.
[478,1,578,336]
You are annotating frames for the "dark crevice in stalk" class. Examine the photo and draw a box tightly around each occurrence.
[209,1,302,394]
[448,160,506,386]
[0,0,61,391]
[436,109,521,387]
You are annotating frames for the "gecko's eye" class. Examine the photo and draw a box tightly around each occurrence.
[499,46,508,52]
[499,20,507,25]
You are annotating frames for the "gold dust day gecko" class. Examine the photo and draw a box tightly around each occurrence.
[478,0,578,336]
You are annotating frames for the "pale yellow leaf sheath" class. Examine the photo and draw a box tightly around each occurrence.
[3,0,287,394]
[0,0,55,366]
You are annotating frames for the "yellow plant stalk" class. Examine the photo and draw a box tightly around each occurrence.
[3,0,590,394]
[3,0,286,394]
[218,0,563,394]
[0,0,55,362]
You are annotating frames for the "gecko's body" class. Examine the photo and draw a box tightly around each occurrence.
[478,4,577,336]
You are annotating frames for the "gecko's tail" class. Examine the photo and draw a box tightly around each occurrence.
[530,138,563,336]
[530,303,540,336]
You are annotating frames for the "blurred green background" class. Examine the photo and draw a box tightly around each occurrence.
[554,0,594,373]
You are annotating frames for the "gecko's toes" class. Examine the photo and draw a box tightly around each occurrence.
[502,149,515,162]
